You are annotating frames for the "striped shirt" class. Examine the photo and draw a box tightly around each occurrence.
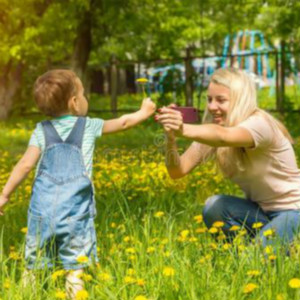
[29,115,104,178]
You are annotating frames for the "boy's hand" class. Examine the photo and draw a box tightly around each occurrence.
[140,98,156,118]
[0,195,9,216]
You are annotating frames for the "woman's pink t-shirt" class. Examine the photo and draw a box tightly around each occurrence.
[232,115,300,212]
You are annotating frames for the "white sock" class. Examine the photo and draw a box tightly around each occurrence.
[66,269,84,300]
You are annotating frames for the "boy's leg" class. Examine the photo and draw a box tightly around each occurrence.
[202,194,269,236]
[258,210,300,250]
[66,269,84,300]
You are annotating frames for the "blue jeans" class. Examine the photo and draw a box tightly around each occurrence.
[202,195,300,249]
[25,117,97,270]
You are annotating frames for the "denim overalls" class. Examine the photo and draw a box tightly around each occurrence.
[25,117,97,269]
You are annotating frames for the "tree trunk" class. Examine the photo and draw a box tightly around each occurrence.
[0,62,23,120]
[110,55,118,115]
[184,47,194,106]
[70,1,93,85]
[280,40,285,113]
[118,68,127,95]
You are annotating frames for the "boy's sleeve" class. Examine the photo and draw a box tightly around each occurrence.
[89,118,104,138]
[28,123,43,149]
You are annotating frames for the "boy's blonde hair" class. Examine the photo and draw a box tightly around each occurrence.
[202,68,293,176]
[34,69,78,117]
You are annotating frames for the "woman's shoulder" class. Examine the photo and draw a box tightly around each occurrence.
[238,111,279,149]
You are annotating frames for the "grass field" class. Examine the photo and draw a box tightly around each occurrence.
[1,105,300,299]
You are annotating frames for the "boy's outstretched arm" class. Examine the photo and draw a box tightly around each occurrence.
[102,98,156,134]
[0,146,41,215]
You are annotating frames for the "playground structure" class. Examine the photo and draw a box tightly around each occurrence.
[138,30,299,99]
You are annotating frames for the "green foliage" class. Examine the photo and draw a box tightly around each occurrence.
[0,116,300,299]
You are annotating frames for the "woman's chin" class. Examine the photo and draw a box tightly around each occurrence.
[213,118,224,125]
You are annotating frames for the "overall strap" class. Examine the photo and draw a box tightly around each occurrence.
[64,117,86,148]
[41,120,63,147]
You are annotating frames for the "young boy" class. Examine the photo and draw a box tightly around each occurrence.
[0,69,156,298]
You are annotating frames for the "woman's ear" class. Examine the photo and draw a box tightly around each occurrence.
[68,96,78,114]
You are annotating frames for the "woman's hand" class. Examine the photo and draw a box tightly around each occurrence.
[155,106,183,138]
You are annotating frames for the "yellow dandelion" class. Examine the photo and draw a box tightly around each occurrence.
[276,294,285,300]
[217,234,226,241]
[263,229,275,237]
[135,296,148,300]
[252,222,264,229]
[210,242,218,249]
[247,270,261,277]
[180,230,189,238]
[229,225,240,231]
[9,251,19,260]
[3,279,10,289]
[238,244,246,252]
[51,270,66,281]
[212,221,224,228]
[222,243,231,250]
[20,227,28,234]
[146,246,155,254]
[196,227,207,233]
[124,276,135,284]
[208,227,218,234]
[163,266,175,277]
[269,255,277,261]
[199,257,206,264]
[264,245,273,254]
[289,278,300,288]
[136,278,146,286]
[239,229,248,236]
[98,273,111,281]
[189,237,197,242]
[125,247,136,254]
[193,215,203,223]
[243,283,258,294]
[127,268,136,275]
[163,251,171,257]
[161,238,168,244]
[81,274,93,282]
[136,78,148,83]
[76,255,89,264]
[129,255,136,261]
[123,236,132,242]
[75,289,89,300]
[110,222,116,228]
[154,211,165,218]
[55,290,67,299]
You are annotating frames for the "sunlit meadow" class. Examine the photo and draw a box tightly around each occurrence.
[1,108,300,300]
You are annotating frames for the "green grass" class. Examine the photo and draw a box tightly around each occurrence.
[0,112,300,300]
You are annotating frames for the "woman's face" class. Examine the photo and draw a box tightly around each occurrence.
[207,82,230,126]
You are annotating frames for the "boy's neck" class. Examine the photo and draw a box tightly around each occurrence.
[54,114,74,120]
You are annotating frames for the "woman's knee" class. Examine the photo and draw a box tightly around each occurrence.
[202,195,226,223]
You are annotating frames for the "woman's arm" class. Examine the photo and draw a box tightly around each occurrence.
[0,146,41,215]
[156,107,255,148]
[181,123,254,147]
[166,137,214,179]
[102,98,156,134]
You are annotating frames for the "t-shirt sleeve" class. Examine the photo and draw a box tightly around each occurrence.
[28,123,43,149]
[88,117,104,138]
[237,115,274,149]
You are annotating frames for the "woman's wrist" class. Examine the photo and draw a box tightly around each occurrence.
[1,191,10,199]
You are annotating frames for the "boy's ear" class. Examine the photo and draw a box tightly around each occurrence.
[68,96,78,114]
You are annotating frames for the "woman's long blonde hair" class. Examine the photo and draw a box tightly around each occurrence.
[202,68,293,177]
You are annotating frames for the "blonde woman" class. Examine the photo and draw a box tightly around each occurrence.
[155,68,300,250]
